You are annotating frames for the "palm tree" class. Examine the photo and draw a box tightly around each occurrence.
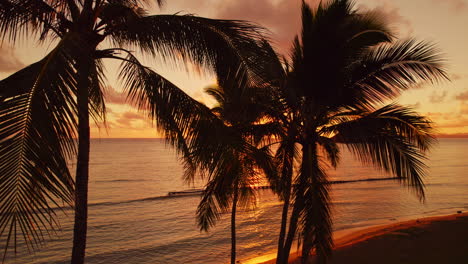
[269,1,448,263]
[194,80,277,264]
[0,1,274,263]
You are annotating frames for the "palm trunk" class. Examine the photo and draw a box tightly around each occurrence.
[300,141,331,264]
[276,174,292,263]
[71,58,92,264]
[300,143,315,264]
[280,142,311,264]
[231,185,239,264]
[280,199,301,264]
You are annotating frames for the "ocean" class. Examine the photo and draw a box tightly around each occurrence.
[4,138,468,264]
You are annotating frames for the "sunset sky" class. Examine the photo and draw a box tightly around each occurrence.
[1,0,467,138]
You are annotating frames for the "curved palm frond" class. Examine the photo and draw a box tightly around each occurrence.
[63,0,79,21]
[196,138,275,231]
[246,122,282,147]
[256,39,286,87]
[0,0,68,41]
[317,136,339,168]
[204,86,225,117]
[104,0,164,8]
[108,49,220,182]
[96,1,147,30]
[330,104,434,200]
[0,37,78,258]
[104,13,273,86]
[245,144,277,190]
[196,147,246,232]
[88,57,107,125]
[197,166,234,232]
[345,12,392,49]
[348,39,448,107]
[196,150,259,232]
[196,181,223,232]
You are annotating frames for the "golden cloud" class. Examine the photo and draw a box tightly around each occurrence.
[0,45,25,72]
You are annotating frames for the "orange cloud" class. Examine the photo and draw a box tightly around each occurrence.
[212,0,418,54]
[164,1,417,55]
[90,0,467,137]
[436,132,468,138]
[216,0,304,54]
[104,86,128,105]
[423,109,468,134]
[407,102,421,109]
[90,109,161,138]
[0,45,25,72]
[461,102,468,114]
[432,0,467,12]
[455,90,468,101]
[437,118,468,129]
[450,73,464,81]
[115,111,147,127]
[429,91,448,103]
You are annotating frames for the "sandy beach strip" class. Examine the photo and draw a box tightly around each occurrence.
[257,212,468,264]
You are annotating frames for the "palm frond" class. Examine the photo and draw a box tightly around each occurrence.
[204,86,225,115]
[104,0,164,8]
[155,0,164,7]
[88,56,107,125]
[105,13,272,87]
[64,0,80,21]
[110,49,220,183]
[317,136,339,168]
[196,150,241,231]
[196,143,273,231]
[344,7,393,53]
[96,1,147,30]
[0,37,78,258]
[348,39,448,107]
[248,122,282,146]
[197,154,256,232]
[246,144,277,189]
[330,104,434,200]
[196,179,228,232]
[256,39,286,87]
[0,0,69,41]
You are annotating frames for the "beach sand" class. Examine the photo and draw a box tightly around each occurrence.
[258,212,468,264]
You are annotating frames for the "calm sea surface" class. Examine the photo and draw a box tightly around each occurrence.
[5,138,468,264]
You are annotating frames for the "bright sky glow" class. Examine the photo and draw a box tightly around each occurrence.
[1,0,467,138]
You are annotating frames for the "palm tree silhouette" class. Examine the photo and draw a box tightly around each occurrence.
[0,1,273,263]
[269,1,448,263]
[194,79,277,264]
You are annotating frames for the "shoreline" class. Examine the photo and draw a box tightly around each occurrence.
[251,211,468,264]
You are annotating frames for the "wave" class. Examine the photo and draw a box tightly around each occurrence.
[87,177,400,208]
[329,177,398,184]
[94,179,151,183]
[88,194,189,207]
[3,177,401,216]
